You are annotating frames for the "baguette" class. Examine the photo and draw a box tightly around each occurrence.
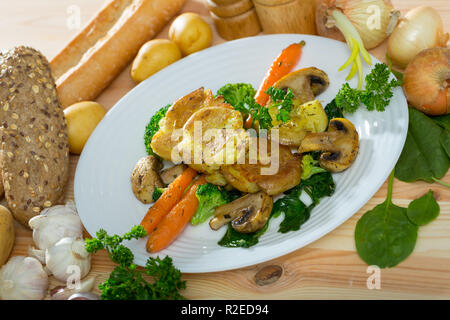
[51,0,185,108]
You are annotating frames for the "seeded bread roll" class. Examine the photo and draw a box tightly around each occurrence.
[0,170,3,197]
[0,46,69,226]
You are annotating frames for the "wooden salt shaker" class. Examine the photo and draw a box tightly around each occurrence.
[252,0,316,35]
[206,0,262,40]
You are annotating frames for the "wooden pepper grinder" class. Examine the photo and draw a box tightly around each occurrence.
[252,0,316,35]
[206,0,262,40]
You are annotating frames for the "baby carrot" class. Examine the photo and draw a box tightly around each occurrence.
[246,41,305,128]
[146,175,207,253]
[140,167,197,234]
[255,41,305,106]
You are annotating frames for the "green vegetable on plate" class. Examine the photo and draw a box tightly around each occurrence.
[335,63,402,114]
[144,104,170,157]
[191,183,240,225]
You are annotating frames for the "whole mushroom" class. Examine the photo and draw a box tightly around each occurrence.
[298,118,359,172]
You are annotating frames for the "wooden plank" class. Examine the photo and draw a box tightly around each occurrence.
[1,0,449,300]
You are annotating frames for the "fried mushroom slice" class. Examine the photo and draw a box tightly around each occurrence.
[209,191,273,233]
[298,118,359,172]
[131,156,164,204]
[273,67,330,105]
[159,164,187,185]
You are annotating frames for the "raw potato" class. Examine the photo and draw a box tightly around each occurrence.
[64,101,107,154]
[131,39,182,84]
[0,205,14,266]
[169,13,212,56]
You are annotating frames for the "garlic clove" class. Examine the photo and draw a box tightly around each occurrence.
[28,246,46,264]
[0,256,48,300]
[29,202,83,250]
[51,276,96,300]
[45,237,91,283]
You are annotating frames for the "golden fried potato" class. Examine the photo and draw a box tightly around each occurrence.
[269,100,328,147]
[151,88,206,161]
[177,106,246,174]
[221,144,302,196]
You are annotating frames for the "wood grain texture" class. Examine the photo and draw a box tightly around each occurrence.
[1,0,449,300]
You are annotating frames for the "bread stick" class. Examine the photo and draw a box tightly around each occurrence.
[51,0,185,108]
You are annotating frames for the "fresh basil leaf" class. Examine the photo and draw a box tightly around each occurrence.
[407,190,440,226]
[395,108,450,183]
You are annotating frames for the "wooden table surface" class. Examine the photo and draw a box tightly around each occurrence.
[1,0,449,300]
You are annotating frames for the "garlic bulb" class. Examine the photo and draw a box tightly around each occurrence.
[28,201,83,250]
[45,237,91,282]
[0,256,48,300]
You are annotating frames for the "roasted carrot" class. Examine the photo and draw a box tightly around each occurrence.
[245,41,305,128]
[146,175,207,253]
[255,41,305,105]
[140,167,197,234]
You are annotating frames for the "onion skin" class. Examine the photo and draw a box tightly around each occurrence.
[316,0,346,43]
[316,0,395,49]
[388,6,449,69]
[403,47,450,116]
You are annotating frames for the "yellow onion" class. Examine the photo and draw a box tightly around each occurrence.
[316,0,399,49]
[388,6,449,68]
[403,47,450,116]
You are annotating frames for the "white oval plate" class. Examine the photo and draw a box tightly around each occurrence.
[75,34,408,273]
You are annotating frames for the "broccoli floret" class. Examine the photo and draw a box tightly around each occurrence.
[152,187,167,202]
[144,104,171,156]
[216,83,256,115]
[191,183,240,225]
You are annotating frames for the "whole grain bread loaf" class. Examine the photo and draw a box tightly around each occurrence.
[0,46,69,226]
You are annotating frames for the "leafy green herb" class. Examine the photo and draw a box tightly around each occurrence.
[217,83,273,129]
[395,108,449,183]
[85,226,186,300]
[144,104,170,156]
[324,98,344,120]
[441,130,450,159]
[335,63,402,114]
[191,183,240,225]
[301,154,327,180]
[265,87,295,123]
[355,171,419,268]
[298,171,336,205]
[407,190,440,226]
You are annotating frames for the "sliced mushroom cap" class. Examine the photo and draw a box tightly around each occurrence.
[131,156,164,204]
[298,118,359,172]
[273,67,330,104]
[159,164,187,185]
[209,191,273,233]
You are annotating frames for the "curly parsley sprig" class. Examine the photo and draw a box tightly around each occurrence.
[335,63,402,114]
[85,225,186,300]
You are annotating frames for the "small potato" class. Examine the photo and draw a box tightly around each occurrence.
[131,39,182,84]
[64,101,107,155]
[169,13,212,56]
[0,205,14,267]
